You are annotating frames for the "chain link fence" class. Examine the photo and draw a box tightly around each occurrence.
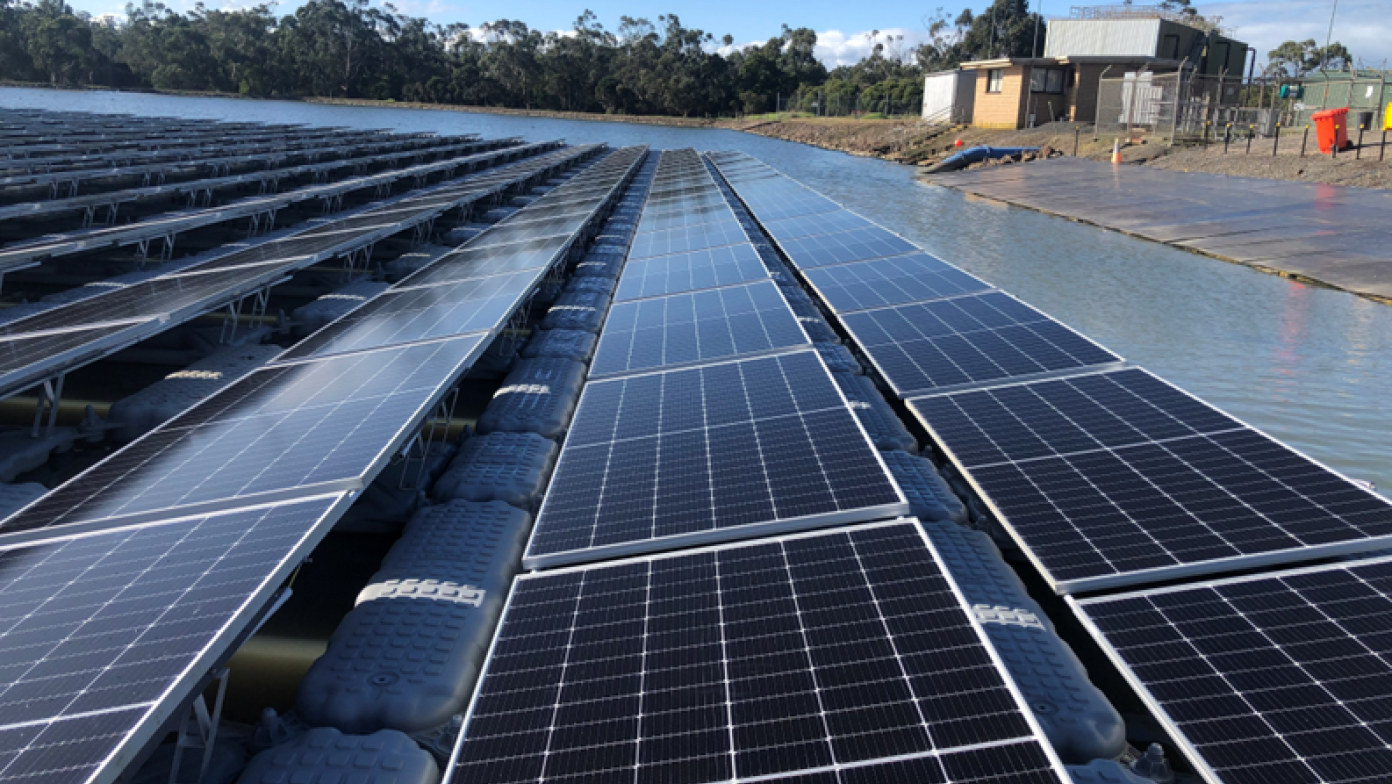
[1095,69,1391,143]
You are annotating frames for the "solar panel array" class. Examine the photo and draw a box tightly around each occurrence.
[707,150,1392,593]
[525,148,901,568]
[0,143,595,400]
[707,150,1392,784]
[1072,555,1392,784]
[455,522,1069,784]
[438,150,1069,784]
[0,145,649,784]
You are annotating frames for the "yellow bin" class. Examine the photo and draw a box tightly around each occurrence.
[1385,103,1392,131]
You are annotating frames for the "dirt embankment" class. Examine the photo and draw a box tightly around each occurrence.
[734,117,1392,189]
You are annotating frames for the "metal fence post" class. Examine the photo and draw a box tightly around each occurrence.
[1224,123,1231,153]
[1382,129,1387,162]
[1246,125,1254,154]
[1074,126,1081,156]
[1273,123,1281,156]
[1332,126,1339,159]
[1301,125,1309,157]
[1356,124,1365,159]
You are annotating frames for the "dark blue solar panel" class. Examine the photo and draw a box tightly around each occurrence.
[627,220,748,261]
[1,336,485,539]
[775,226,919,270]
[0,494,347,784]
[760,209,874,241]
[614,244,768,302]
[909,368,1392,593]
[842,292,1121,395]
[1075,557,1392,784]
[591,281,808,378]
[801,254,993,313]
[526,350,905,567]
[452,522,1066,784]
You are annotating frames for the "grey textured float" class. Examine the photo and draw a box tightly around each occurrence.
[921,520,1127,763]
[431,431,559,510]
[878,451,966,524]
[519,328,597,362]
[475,357,587,439]
[236,728,437,784]
[540,289,610,332]
[295,500,531,734]
[832,371,918,452]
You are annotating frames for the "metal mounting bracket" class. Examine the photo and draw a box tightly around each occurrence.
[167,668,228,784]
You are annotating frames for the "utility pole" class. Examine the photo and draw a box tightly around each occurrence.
[1321,0,1338,71]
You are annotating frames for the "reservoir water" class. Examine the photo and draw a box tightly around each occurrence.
[4,87,1389,489]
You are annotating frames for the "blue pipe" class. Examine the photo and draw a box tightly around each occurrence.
[924,145,1039,173]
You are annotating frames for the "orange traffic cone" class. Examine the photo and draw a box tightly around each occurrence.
[1111,139,1121,164]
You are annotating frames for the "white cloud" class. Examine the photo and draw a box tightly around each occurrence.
[813,28,929,68]
[1206,0,1392,69]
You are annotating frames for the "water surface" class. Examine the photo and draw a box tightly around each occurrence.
[5,88,1388,488]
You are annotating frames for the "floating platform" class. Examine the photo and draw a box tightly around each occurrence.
[930,157,1392,303]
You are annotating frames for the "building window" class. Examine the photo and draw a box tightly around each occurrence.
[1029,68,1065,94]
[986,69,1004,93]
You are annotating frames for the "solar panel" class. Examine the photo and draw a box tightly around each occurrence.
[735,187,840,222]
[627,219,748,261]
[774,225,919,269]
[760,209,875,241]
[524,350,906,567]
[470,215,593,247]
[278,271,537,361]
[614,243,769,301]
[637,201,737,233]
[842,291,1122,396]
[0,335,487,544]
[450,521,1068,784]
[801,254,993,313]
[908,368,1392,593]
[1071,554,1392,784]
[591,281,807,378]
[0,493,350,784]
[398,236,574,288]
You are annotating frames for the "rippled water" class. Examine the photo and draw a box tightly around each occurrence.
[5,88,1389,488]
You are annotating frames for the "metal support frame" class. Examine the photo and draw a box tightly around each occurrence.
[246,208,279,238]
[168,668,229,784]
[410,217,437,246]
[219,286,272,344]
[320,193,345,215]
[134,232,177,267]
[31,374,65,439]
[340,242,377,281]
[398,388,458,491]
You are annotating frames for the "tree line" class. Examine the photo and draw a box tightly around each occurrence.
[0,0,1061,117]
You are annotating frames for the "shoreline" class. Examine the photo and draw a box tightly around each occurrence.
[5,85,1387,190]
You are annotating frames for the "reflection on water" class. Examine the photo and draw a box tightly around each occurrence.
[4,88,1388,488]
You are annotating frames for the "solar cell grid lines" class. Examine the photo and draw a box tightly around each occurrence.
[0,335,488,543]
[802,254,994,314]
[909,368,1392,593]
[1071,555,1392,784]
[524,350,906,567]
[774,225,920,270]
[614,243,769,302]
[591,280,809,378]
[0,494,350,784]
[760,209,876,242]
[627,219,749,261]
[448,521,1068,784]
[842,292,1122,396]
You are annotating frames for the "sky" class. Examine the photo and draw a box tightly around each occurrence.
[80,0,1392,71]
